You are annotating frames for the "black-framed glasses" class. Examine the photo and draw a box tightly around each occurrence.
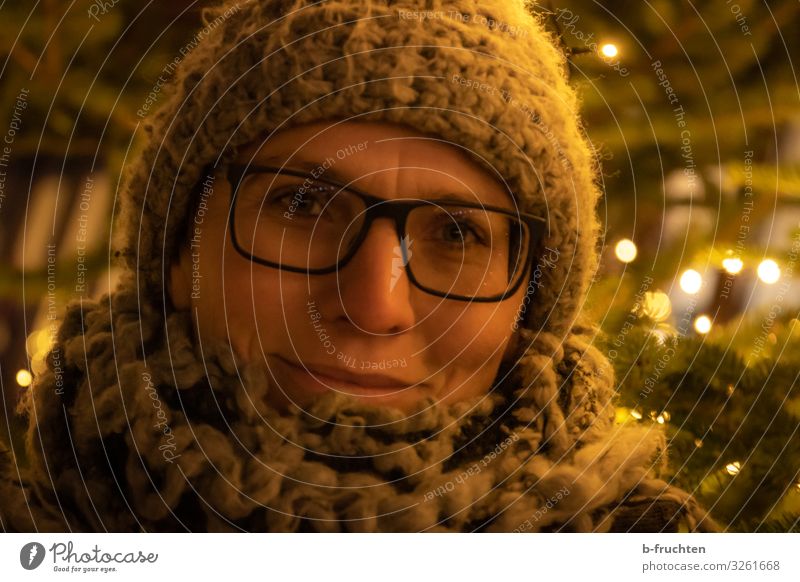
[226,164,547,302]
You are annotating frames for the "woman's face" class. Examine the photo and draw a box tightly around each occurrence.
[169,120,529,412]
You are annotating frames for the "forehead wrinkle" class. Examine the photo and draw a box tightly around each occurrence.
[254,147,511,207]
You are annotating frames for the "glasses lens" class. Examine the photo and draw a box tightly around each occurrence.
[233,171,365,268]
[406,203,530,298]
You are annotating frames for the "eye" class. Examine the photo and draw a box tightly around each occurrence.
[429,210,490,247]
[267,184,333,218]
[237,172,338,219]
[442,221,487,246]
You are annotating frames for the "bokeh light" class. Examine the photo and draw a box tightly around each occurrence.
[722,257,744,274]
[600,43,618,58]
[726,461,742,476]
[614,238,637,263]
[16,369,33,388]
[757,259,781,284]
[679,269,703,294]
[694,315,712,334]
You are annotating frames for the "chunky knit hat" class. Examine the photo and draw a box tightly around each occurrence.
[0,0,718,532]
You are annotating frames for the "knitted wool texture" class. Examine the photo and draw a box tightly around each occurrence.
[0,0,717,532]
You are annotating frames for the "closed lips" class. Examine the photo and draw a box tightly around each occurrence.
[276,356,412,389]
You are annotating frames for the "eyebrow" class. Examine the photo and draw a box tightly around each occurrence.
[253,155,510,206]
[257,156,352,184]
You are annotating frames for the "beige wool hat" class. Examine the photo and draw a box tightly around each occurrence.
[0,0,719,532]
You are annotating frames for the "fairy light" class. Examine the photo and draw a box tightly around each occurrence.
[725,461,741,476]
[722,257,744,274]
[757,259,781,284]
[615,238,637,263]
[694,315,712,334]
[16,369,33,388]
[679,269,703,294]
[694,439,704,448]
[630,409,643,420]
[638,290,672,321]
[600,43,619,58]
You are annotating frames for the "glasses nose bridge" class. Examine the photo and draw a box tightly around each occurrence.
[330,197,414,291]
[358,196,415,245]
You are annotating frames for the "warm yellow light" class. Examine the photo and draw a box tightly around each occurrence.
[600,43,619,58]
[615,238,637,263]
[16,369,33,387]
[630,409,643,420]
[615,408,631,424]
[757,259,781,284]
[679,269,703,294]
[661,411,671,422]
[694,315,712,334]
[725,461,741,476]
[637,290,672,322]
[656,414,665,424]
[694,438,703,448]
[722,257,744,274]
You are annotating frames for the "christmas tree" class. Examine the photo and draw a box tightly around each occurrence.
[531,0,800,531]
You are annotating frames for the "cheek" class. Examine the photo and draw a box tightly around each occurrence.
[427,299,522,404]
[431,300,520,367]
[219,249,312,362]
[186,203,274,359]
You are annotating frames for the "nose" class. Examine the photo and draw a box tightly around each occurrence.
[325,218,416,334]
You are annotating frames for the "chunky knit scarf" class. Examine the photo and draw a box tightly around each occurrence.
[0,274,716,532]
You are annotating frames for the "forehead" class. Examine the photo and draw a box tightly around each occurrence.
[235,120,515,208]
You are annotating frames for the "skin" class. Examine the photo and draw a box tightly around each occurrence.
[168,120,529,413]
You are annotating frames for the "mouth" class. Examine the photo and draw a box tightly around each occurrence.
[270,355,417,400]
